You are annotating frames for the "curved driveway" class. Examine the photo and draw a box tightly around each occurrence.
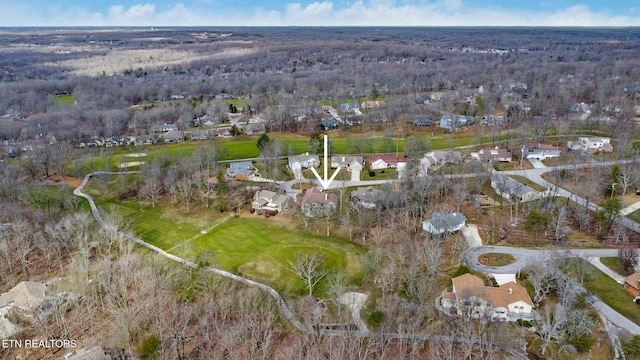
[463,246,619,274]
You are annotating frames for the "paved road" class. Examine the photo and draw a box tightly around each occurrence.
[462,246,620,274]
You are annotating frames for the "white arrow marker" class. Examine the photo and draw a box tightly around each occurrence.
[310,134,340,190]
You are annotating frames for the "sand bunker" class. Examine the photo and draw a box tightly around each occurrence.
[118,161,146,168]
[126,153,147,158]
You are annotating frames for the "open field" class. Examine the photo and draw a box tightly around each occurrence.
[90,189,367,296]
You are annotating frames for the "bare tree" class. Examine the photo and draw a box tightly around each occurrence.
[139,173,162,207]
[618,246,638,273]
[289,252,326,297]
[527,263,558,306]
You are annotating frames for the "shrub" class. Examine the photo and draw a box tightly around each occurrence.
[452,264,470,277]
[139,335,161,360]
[568,334,595,353]
[367,310,386,328]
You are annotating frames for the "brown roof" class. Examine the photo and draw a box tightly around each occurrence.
[487,282,534,308]
[451,273,485,297]
[451,274,533,309]
[625,273,640,290]
[302,187,338,205]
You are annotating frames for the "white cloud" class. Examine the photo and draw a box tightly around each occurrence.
[1,2,639,27]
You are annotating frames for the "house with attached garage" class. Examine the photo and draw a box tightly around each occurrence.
[301,187,338,218]
[471,147,513,163]
[442,273,534,321]
[422,211,466,236]
[227,161,259,181]
[624,273,640,301]
[350,187,386,209]
[252,190,290,213]
[370,154,406,170]
[288,153,320,169]
[490,173,549,203]
[521,143,561,160]
[567,137,613,154]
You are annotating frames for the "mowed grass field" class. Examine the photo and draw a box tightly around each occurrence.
[191,216,367,295]
[92,191,367,296]
[72,131,503,173]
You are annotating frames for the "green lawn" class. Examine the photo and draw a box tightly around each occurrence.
[90,186,367,296]
[191,216,367,295]
[560,258,640,326]
[56,94,75,104]
[478,253,516,266]
[600,257,634,276]
[73,131,505,172]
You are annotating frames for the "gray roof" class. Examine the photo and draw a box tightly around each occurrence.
[228,161,256,177]
[423,212,466,234]
[491,173,537,198]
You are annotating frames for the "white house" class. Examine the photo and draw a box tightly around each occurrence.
[471,147,512,163]
[567,137,613,154]
[288,153,320,169]
[370,154,405,170]
[521,143,561,160]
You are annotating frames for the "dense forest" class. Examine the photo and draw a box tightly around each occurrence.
[1,27,640,359]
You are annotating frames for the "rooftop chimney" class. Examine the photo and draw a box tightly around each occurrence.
[508,288,513,294]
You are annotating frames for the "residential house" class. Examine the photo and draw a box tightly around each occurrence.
[443,273,534,321]
[439,114,474,131]
[361,100,386,110]
[340,102,360,114]
[321,117,340,130]
[521,143,561,160]
[415,93,432,104]
[331,155,364,169]
[350,187,386,209]
[471,147,513,163]
[189,130,212,141]
[411,115,433,126]
[490,173,548,203]
[480,115,506,126]
[252,190,290,213]
[0,281,49,317]
[301,187,338,218]
[163,129,185,143]
[422,212,467,236]
[134,135,156,146]
[419,150,462,175]
[370,154,406,170]
[288,153,320,169]
[567,137,613,154]
[624,273,640,299]
[227,161,258,181]
[217,128,232,138]
[151,123,178,133]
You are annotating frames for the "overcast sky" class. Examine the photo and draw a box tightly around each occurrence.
[1,1,639,27]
